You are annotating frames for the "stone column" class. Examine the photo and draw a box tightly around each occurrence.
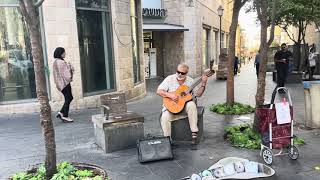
[41,0,83,110]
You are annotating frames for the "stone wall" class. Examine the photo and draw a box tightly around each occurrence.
[305,23,320,50]
[163,0,185,26]
[0,0,146,113]
[41,0,83,110]
[152,32,164,77]
[112,0,146,101]
[163,32,185,76]
[183,0,231,77]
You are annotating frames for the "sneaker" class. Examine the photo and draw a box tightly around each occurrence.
[61,116,74,123]
[56,112,63,119]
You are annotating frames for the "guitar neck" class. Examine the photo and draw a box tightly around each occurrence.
[185,78,202,94]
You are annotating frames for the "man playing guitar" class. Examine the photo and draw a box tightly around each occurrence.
[157,63,209,145]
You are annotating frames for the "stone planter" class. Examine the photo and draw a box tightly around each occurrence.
[10,162,108,179]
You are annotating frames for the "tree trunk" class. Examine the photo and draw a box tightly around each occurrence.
[296,21,304,71]
[302,36,308,72]
[253,0,277,131]
[19,0,57,179]
[226,0,246,105]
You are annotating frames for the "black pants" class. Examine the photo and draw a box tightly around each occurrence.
[306,66,316,79]
[60,84,73,117]
[234,66,238,75]
[276,63,288,87]
[256,63,260,77]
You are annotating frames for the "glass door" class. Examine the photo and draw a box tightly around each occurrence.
[76,0,115,95]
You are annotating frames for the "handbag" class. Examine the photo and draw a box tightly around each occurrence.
[137,136,173,163]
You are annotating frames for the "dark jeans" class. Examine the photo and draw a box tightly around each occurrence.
[256,63,260,77]
[234,66,238,75]
[60,84,73,117]
[305,66,316,79]
[276,63,289,87]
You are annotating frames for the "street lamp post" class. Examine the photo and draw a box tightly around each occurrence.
[217,5,224,52]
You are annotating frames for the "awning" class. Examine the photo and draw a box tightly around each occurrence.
[143,23,189,32]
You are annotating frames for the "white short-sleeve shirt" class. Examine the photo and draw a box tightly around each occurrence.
[158,74,194,112]
[157,74,194,92]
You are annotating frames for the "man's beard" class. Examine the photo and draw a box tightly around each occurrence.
[176,75,186,81]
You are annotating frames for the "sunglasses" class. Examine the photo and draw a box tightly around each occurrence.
[176,70,187,75]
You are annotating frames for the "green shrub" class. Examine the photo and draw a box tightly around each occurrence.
[225,124,305,149]
[225,124,261,149]
[210,102,255,115]
[12,162,105,180]
[74,169,93,177]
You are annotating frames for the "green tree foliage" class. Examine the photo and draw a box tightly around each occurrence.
[275,0,320,28]
[273,0,320,70]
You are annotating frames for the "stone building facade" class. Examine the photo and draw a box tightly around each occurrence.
[142,0,232,78]
[305,23,320,50]
[0,0,145,113]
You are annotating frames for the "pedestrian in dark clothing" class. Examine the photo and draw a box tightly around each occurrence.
[255,50,261,77]
[274,43,293,89]
[234,56,239,76]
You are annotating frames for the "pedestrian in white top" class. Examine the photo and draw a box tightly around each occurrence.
[306,47,317,80]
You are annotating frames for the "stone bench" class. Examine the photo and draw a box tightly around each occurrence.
[171,106,205,142]
[92,112,144,153]
[92,93,144,153]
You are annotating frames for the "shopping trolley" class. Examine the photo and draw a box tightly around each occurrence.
[256,87,299,164]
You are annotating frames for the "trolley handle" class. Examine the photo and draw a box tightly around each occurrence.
[270,87,293,109]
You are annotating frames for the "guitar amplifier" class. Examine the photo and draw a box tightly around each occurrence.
[137,136,173,163]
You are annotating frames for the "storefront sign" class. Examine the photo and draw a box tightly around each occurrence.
[142,8,167,18]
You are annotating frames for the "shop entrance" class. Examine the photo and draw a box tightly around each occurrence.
[144,31,162,79]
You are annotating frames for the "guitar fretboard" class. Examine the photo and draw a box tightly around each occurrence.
[185,77,203,94]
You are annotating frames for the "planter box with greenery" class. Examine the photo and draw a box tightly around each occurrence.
[224,124,305,150]
[210,102,255,115]
[11,162,108,180]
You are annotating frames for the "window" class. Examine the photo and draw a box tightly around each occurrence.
[0,7,36,102]
[131,0,141,83]
[0,0,18,4]
[76,0,115,95]
[221,33,225,48]
[226,34,229,48]
[142,0,162,8]
[214,31,219,64]
[76,0,108,9]
[202,28,210,69]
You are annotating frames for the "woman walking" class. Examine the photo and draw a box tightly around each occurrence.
[53,47,74,122]
[307,47,317,80]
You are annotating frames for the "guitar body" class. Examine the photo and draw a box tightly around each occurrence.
[163,60,215,114]
[163,85,193,114]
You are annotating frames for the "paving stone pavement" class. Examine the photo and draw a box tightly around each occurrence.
[0,62,320,180]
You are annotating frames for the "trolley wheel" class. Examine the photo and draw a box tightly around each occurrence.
[262,148,273,165]
[287,145,299,160]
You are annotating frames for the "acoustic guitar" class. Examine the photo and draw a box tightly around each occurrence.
[163,61,215,114]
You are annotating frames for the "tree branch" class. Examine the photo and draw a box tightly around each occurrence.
[240,0,248,7]
[267,0,277,46]
[316,22,320,31]
[34,0,45,8]
[301,21,308,42]
[256,0,262,21]
[281,25,298,44]
[19,0,32,24]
